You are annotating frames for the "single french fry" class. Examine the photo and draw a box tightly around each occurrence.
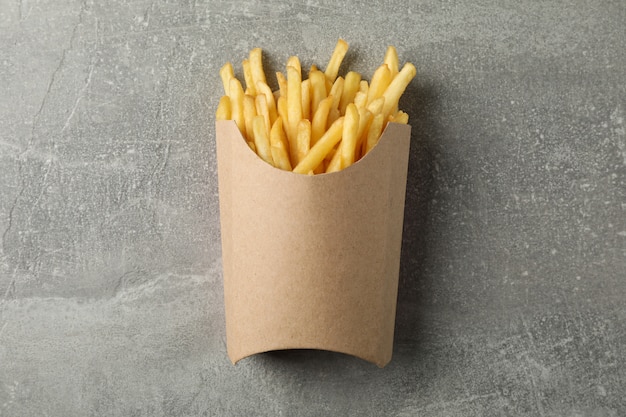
[216,96,231,120]
[328,76,344,111]
[381,62,416,119]
[276,71,288,98]
[287,65,303,163]
[327,77,344,128]
[311,95,334,145]
[354,91,367,108]
[383,45,399,78]
[243,94,257,142]
[325,145,343,173]
[339,71,361,115]
[324,38,349,83]
[255,94,271,138]
[325,78,333,96]
[366,96,385,117]
[220,62,234,96]
[287,56,301,77]
[256,81,278,125]
[252,115,274,165]
[327,107,341,129]
[242,59,256,95]
[296,119,311,165]
[301,78,311,122]
[391,110,409,124]
[249,47,267,87]
[354,107,372,160]
[277,96,288,128]
[359,80,369,94]
[324,146,338,168]
[367,64,391,105]
[356,107,373,140]
[293,117,344,174]
[365,112,385,154]
[273,116,290,148]
[339,103,360,168]
[229,78,246,138]
[269,117,292,171]
[309,70,327,116]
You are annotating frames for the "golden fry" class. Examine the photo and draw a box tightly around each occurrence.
[339,71,361,115]
[216,96,231,120]
[327,108,340,129]
[252,115,274,165]
[356,107,373,139]
[339,103,360,168]
[287,65,303,163]
[287,56,301,76]
[324,39,349,83]
[296,119,311,165]
[353,91,367,108]
[229,78,246,138]
[301,78,311,122]
[325,145,343,173]
[243,94,257,142]
[309,69,327,116]
[276,71,288,98]
[383,45,399,78]
[311,95,334,145]
[354,107,372,160]
[255,94,271,138]
[242,59,256,95]
[293,117,344,174]
[328,76,344,111]
[364,112,385,154]
[277,96,288,128]
[366,96,385,117]
[381,62,416,119]
[256,81,278,125]
[249,47,267,87]
[269,117,292,171]
[391,110,409,124]
[367,64,391,105]
[359,80,369,94]
[325,78,333,96]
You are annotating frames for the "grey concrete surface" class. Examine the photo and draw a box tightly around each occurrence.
[1,0,625,415]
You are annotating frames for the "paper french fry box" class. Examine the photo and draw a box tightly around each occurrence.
[216,120,411,368]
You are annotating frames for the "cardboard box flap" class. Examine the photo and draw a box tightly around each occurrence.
[216,120,411,367]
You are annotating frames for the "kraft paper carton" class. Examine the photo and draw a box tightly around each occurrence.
[216,120,411,367]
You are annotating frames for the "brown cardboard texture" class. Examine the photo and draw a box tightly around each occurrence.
[216,120,411,368]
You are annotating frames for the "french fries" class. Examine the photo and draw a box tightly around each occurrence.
[252,115,273,165]
[324,39,349,83]
[287,64,303,163]
[216,40,415,174]
[215,96,231,121]
[339,103,360,169]
[269,117,291,171]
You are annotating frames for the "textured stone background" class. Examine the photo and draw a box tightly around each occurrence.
[1,0,625,416]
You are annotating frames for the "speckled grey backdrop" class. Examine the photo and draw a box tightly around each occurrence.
[1,0,625,416]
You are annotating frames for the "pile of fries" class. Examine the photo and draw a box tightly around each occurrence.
[216,39,415,174]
